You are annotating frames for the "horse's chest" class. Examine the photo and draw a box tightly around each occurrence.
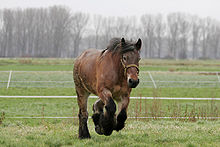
[113,85,121,93]
[112,85,127,100]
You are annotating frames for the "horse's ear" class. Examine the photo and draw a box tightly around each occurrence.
[121,38,126,46]
[136,38,142,50]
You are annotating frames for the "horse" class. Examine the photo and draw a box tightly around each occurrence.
[73,37,142,139]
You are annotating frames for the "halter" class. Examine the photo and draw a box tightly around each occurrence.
[120,59,139,76]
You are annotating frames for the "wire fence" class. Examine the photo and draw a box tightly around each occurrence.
[0,70,220,88]
[1,95,220,100]
[5,116,220,120]
[1,96,220,120]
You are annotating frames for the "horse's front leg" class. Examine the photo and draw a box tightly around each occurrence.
[115,95,129,131]
[95,88,116,136]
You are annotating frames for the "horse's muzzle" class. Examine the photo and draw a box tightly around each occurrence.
[128,78,139,88]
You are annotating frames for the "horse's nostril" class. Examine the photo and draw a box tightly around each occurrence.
[129,79,133,84]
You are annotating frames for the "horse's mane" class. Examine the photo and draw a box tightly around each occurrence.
[103,38,136,55]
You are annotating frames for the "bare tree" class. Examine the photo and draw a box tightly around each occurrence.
[115,17,131,38]
[191,16,201,59]
[129,16,140,39]
[178,14,190,59]
[0,10,4,56]
[34,8,49,57]
[2,9,16,57]
[200,17,212,59]
[24,9,36,56]
[1,6,220,59]
[100,16,116,48]
[154,14,165,58]
[167,13,180,59]
[49,6,73,57]
[141,14,155,58]
[209,23,220,59]
[93,15,102,49]
[71,12,89,57]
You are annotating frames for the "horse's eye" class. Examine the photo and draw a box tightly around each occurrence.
[123,56,127,62]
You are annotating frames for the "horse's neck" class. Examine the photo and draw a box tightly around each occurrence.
[111,54,126,81]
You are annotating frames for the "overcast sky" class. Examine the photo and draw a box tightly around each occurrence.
[0,0,219,20]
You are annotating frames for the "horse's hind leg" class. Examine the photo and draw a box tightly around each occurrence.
[76,88,90,139]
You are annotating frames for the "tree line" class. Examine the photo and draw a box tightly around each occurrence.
[0,6,220,59]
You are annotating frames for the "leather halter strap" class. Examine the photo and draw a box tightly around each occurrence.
[120,59,139,76]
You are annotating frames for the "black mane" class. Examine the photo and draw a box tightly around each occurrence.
[105,38,136,54]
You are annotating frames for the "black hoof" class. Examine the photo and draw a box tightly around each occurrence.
[115,109,127,131]
[92,113,104,135]
[103,129,113,136]
[79,134,91,139]
[115,123,125,131]
[78,115,91,139]
[100,113,114,136]
[78,126,91,139]
[95,125,104,135]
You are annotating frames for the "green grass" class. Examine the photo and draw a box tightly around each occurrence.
[141,65,220,72]
[0,64,73,71]
[1,87,220,98]
[1,97,220,119]
[0,88,76,96]
[132,87,220,98]
[0,58,73,71]
[1,119,220,146]
[2,70,219,89]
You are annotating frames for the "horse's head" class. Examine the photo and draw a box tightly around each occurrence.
[120,38,142,88]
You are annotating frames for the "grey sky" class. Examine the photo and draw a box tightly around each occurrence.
[0,0,219,20]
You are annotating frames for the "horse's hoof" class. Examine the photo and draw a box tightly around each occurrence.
[103,129,113,136]
[115,123,125,131]
[78,134,91,139]
[95,125,104,135]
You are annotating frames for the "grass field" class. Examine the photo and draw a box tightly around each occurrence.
[0,58,220,146]
[1,58,220,71]
[1,119,220,147]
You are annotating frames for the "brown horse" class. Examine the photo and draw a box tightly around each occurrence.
[73,38,142,139]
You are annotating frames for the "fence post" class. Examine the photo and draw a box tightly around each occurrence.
[217,72,220,83]
[7,70,12,89]
[148,71,157,88]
